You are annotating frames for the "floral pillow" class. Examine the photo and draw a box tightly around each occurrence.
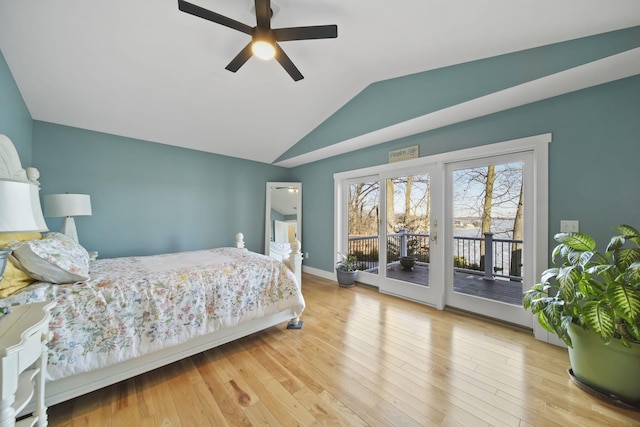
[9,232,90,283]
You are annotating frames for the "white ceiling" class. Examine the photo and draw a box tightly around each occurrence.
[1,1,639,165]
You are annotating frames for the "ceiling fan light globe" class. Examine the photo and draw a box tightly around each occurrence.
[252,40,276,60]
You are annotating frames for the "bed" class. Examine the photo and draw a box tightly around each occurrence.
[0,134,305,409]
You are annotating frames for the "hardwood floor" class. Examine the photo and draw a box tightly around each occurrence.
[47,273,640,426]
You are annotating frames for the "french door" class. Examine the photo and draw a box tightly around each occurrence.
[342,168,443,307]
[444,152,534,327]
[377,166,443,306]
[342,175,380,289]
[335,135,550,329]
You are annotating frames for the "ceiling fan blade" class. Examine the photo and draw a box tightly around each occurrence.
[274,44,303,81]
[273,25,338,42]
[225,43,254,73]
[254,0,271,29]
[178,0,252,35]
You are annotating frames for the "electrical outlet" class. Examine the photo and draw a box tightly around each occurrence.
[304,252,309,259]
[560,220,579,233]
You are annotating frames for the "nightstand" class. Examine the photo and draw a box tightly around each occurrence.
[0,301,55,427]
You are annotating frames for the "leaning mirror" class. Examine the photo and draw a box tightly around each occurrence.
[265,182,302,260]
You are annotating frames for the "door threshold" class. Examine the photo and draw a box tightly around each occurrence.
[444,306,533,334]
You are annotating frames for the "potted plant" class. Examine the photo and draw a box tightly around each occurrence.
[399,255,417,271]
[523,224,640,404]
[336,252,358,287]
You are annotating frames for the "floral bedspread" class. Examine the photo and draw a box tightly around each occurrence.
[0,248,305,380]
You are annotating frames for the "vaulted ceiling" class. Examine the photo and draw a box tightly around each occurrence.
[1,1,639,165]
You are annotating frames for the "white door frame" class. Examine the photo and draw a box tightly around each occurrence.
[334,134,552,338]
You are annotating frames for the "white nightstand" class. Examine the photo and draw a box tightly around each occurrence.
[0,301,55,427]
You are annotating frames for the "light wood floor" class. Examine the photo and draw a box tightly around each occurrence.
[47,273,640,426]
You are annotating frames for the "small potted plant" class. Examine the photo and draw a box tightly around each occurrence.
[336,252,358,287]
[399,254,417,271]
[523,224,640,404]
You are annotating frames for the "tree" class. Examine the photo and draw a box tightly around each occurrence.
[479,165,495,269]
[388,174,430,233]
[386,178,395,235]
[453,162,524,274]
[404,175,413,227]
[454,163,523,236]
[481,165,495,236]
[510,181,524,277]
[348,182,379,236]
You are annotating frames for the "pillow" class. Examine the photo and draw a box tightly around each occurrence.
[0,232,43,298]
[46,231,84,245]
[9,232,90,284]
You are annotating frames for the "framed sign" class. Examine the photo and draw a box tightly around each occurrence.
[388,145,419,163]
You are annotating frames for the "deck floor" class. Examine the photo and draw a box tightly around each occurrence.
[381,262,524,305]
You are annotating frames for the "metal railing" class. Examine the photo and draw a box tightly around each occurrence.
[348,229,522,281]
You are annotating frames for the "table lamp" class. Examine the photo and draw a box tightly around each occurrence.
[0,180,48,282]
[43,194,92,243]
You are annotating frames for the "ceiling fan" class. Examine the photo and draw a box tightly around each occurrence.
[178,0,338,81]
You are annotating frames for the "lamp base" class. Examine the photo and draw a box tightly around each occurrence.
[60,216,79,243]
[0,248,13,318]
[0,247,10,283]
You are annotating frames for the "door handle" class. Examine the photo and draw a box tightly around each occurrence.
[431,219,438,243]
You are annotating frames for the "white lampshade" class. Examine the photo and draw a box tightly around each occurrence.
[29,184,49,231]
[43,194,92,243]
[44,194,92,217]
[0,179,48,282]
[0,180,48,232]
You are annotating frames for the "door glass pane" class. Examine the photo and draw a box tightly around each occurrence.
[451,162,524,305]
[347,180,380,273]
[385,174,431,287]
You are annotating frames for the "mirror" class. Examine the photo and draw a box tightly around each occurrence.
[265,182,302,259]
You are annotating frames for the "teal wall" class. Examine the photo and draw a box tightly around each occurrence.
[278,26,640,162]
[0,51,32,164]
[32,122,291,257]
[291,75,640,272]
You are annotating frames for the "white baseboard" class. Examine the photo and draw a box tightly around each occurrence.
[301,265,335,281]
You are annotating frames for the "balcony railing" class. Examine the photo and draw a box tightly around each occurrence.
[348,229,522,282]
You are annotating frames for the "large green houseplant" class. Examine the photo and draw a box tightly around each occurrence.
[524,224,640,403]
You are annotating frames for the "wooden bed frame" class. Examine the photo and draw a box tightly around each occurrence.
[0,134,303,408]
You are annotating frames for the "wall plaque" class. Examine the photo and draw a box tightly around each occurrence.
[388,145,419,163]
